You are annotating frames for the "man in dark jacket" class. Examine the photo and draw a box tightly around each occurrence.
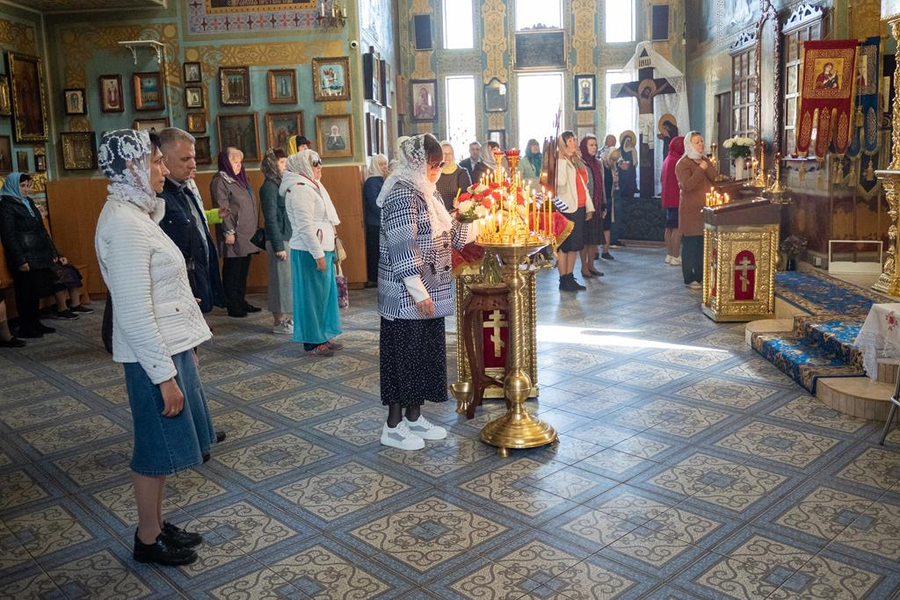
[157,128,225,313]
[458,141,481,183]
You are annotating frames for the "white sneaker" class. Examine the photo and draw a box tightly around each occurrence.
[687,281,702,290]
[403,416,447,441]
[670,256,682,266]
[381,422,425,450]
[272,319,293,335]
[665,255,672,264]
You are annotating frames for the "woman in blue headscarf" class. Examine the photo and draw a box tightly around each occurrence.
[0,173,69,338]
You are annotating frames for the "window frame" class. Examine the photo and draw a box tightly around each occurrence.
[605,0,636,43]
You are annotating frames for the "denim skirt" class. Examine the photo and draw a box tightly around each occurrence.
[123,350,216,476]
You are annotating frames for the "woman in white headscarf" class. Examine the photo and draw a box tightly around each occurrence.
[377,133,477,451]
[282,149,343,357]
[363,154,389,287]
[95,130,214,567]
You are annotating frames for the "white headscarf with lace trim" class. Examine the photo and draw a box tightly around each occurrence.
[97,129,160,216]
[376,134,452,236]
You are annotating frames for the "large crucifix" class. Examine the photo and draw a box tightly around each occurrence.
[610,49,677,195]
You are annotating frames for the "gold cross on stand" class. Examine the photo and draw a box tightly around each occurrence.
[735,256,756,292]
[483,310,507,358]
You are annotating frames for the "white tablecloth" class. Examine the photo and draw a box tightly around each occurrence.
[855,303,900,380]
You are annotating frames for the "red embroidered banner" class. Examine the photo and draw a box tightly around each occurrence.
[734,250,756,301]
[795,40,858,157]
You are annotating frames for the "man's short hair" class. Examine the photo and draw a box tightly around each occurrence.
[469,141,481,147]
[158,127,196,151]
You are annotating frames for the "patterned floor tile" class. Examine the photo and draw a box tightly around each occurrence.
[349,495,508,573]
[380,431,495,477]
[831,496,900,561]
[63,363,125,387]
[723,359,795,386]
[488,537,591,585]
[539,554,655,600]
[599,524,703,574]
[92,470,226,525]
[651,349,732,370]
[205,566,302,599]
[215,372,304,402]
[0,364,35,387]
[833,446,900,491]
[0,379,60,406]
[44,549,154,599]
[314,407,388,446]
[611,435,675,461]
[767,395,869,434]
[0,469,50,511]
[261,388,364,423]
[574,448,658,482]
[714,421,842,468]
[5,503,94,558]
[541,348,615,373]
[213,433,332,482]
[458,459,574,519]
[0,567,60,599]
[199,358,261,382]
[768,553,884,599]
[440,558,541,599]
[211,410,274,441]
[0,520,32,573]
[19,415,126,456]
[673,377,778,410]
[598,363,691,389]
[687,461,792,515]
[642,505,724,548]
[636,452,744,502]
[0,396,92,430]
[551,506,643,552]
[51,441,133,487]
[645,402,732,439]
[274,461,410,521]
[338,372,382,396]
[191,500,301,564]
[292,354,376,380]
[267,544,396,599]
[566,422,640,447]
[91,383,130,405]
[772,485,877,547]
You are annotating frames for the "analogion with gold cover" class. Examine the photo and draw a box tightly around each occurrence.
[702,197,781,322]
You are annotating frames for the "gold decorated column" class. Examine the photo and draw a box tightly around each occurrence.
[873,16,900,294]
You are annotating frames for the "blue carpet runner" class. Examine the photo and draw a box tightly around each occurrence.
[749,270,892,393]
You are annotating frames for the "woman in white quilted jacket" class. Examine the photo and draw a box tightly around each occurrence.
[95,130,214,568]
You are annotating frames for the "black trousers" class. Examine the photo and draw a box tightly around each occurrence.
[222,256,252,312]
[681,235,703,284]
[12,268,56,328]
[365,224,380,283]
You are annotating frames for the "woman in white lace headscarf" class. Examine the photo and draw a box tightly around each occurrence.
[282,149,343,356]
[94,130,214,567]
[377,133,476,451]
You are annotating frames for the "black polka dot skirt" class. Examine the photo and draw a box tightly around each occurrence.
[380,317,448,407]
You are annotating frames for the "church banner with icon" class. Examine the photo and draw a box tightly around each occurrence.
[795,40,858,157]
[846,37,881,197]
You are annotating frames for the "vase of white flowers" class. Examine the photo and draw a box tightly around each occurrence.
[723,136,755,180]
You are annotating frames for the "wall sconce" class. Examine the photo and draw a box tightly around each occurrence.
[317,1,347,27]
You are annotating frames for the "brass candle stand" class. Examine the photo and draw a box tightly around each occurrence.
[477,240,557,456]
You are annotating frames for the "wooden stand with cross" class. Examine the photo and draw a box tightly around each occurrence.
[701,198,782,322]
[610,49,677,195]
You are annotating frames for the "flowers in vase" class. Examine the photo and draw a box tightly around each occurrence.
[780,235,807,257]
[722,136,755,159]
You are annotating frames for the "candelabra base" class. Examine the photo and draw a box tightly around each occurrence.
[479,410,558,453]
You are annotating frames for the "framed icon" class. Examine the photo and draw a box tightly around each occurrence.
[132,71,165,111]
[184,85,204,109]
[98,75,124,113]
[63,88,86,115]
[16,150,28,172]
[194,136,212,165]
[186,112,206,134]
[60,131,97,170]
[410,79,438,123]
[183,61,202,83]
[315,113,353,159]
[484,78,508,113]
[574,74,596,111]
[0,136,11,173]
[132,117,170,133]
[265,111,304,151]
[267,69,297,104]
[0,75,10,116]
[217,112,261,161]
[219,66,251,106]
[7,52,49,142]
[312,57,350,102]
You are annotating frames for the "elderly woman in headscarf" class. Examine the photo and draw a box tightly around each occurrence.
[519,138,542,188]
[363,154,389,287]
[471,140,500,185]
[211,147,259,318]
[283,149,343,357]
[377,133,477,451]
[259,148,292,334]
[579,134,606,279]
[95,130,214,567]
[676,131,717,289]
[435,141,472,211]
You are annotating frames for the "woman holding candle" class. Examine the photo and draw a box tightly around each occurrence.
[376,134,476,450]
[676,131,718,290]
[555,131,595,292]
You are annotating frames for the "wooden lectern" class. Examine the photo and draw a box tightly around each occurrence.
[702,198,781,322]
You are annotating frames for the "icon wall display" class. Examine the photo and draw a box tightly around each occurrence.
[267,69,297,104]
[410,79,438,123]
[186,112,206,134]
[16,150,28,172]
[98,75,124,113]
[183,61,202,83]
[133,118,170,133]
[133,71,165,111]
[60,131,97,170]
[316,113,353,159]
[363,50,381,104]
[63,88,86,116]
[7,52,49,142]
[184,85,204,109]
[217,112,261,161]
[0,75,10,116]
[195,136,211,164]
[35,150,47,172]
[574,74,596,111]
[484,78,507,113]
[0,136,11,172]
[265,111,304,151]
[312,57,350,102]
[219,67,251,106]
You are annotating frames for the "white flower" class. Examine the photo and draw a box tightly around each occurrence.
[723,139,733,149]
[457,200,474,213]
[471,184,489,195]
[474,205,488,217]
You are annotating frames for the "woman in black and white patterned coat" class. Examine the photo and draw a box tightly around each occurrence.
[377,134,476,451]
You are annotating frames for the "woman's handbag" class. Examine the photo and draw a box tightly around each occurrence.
[334,236,347,263]
[250,227,267,250]
[101,296,114,354]
[335,261,349,309]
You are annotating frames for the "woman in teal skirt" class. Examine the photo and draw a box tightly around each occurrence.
[282,149,343,357]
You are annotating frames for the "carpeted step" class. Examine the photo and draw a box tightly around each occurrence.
[751,332,865,393]
[794,316,864,368]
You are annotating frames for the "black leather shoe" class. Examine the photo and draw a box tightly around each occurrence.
[202,453,210,463]
[36,322,56,333]
[227,310,248,318]
[162,521,203,548]
[601,252,615,260]
[243,304,262,313]
[133,532,197,566]
[215,431,226,443]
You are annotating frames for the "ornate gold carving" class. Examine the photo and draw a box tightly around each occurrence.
[850,0,882,38]
[874,171,900,293]
[29,172,47,193]
[481,0,508,85]
[571,0,596,74]
[0,18,37,54]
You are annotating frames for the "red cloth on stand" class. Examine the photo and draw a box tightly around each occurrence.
[795,40,858,157]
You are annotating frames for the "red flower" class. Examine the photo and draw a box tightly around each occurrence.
[489,182,500,190]
[481,199,492,209]
[457,193,471,202]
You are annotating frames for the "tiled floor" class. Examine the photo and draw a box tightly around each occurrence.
[2,247,900,599]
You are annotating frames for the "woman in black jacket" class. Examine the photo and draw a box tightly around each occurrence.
[0,173,68,338]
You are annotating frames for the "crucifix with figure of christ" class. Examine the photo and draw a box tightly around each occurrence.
[610,49,677,195]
